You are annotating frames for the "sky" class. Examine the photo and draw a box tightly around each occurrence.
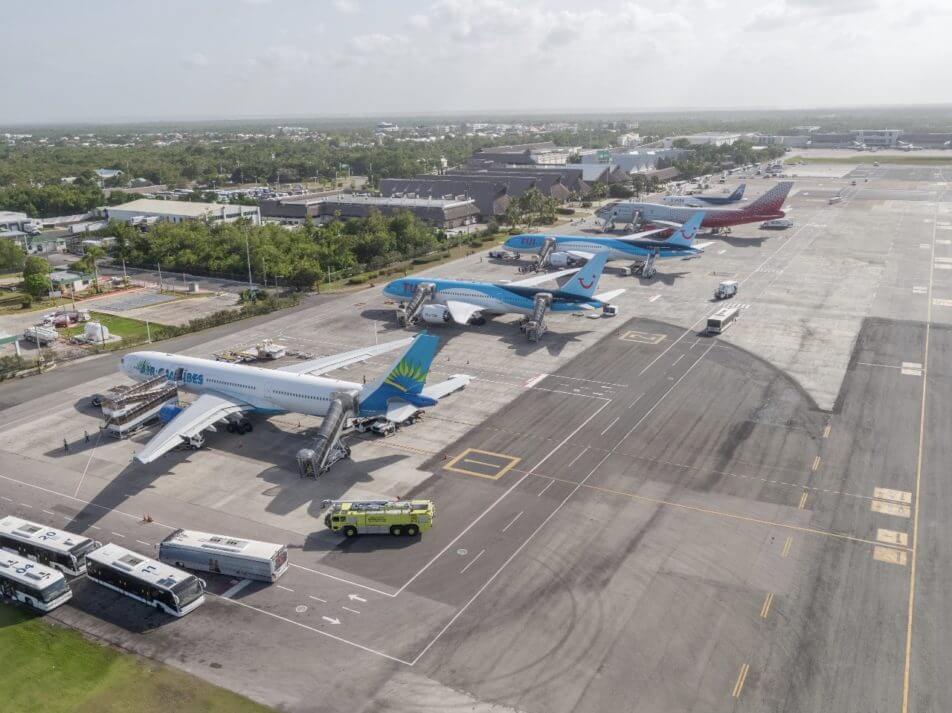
[2,0,950,124]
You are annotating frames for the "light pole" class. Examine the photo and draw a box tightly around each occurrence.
[244,232,253,293]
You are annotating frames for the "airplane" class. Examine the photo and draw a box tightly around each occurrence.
[503,212,709,272]
[382,251,623,332]
[596,181,793,232]
[662,184,745,207]
[121,334,469,464]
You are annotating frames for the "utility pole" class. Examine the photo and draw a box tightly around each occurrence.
[157,262,163,292]
[244,232,253,293]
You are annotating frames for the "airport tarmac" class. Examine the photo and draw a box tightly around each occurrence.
[0,163,950,712]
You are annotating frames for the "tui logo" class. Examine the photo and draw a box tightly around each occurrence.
[577,276,594,290]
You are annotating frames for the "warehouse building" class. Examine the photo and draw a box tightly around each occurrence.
[471,142,572,166]
[453,165,590,196]
[380,178,512,219]
[446,169,572,201]
[260,193,480,229]
[102,198,260,225]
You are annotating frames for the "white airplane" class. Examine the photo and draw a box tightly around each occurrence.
[121,335,469,464]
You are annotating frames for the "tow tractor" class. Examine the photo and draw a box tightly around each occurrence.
[714,280,738,300]
[322,499,435,537]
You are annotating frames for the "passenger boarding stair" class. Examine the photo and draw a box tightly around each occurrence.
[398,282,435,326]
[536,237,557,270]
[101,376,179,437]
[296,391,358,477]
[636,248,658,279]
[521,292,552,342]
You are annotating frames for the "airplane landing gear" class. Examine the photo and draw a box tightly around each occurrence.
[227,418,253,434]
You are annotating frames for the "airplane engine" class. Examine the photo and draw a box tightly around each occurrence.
[547,252,576,268]
[420,304,451,324]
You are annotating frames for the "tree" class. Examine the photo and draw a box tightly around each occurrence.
[0,241,26,272]
[288,261,321,291]
[588,182,609,200]
[609,183,634,199]
[23,273,51,298]
[22,255,50,278]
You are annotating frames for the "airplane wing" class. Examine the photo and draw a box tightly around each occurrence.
[694,242,714,249]
[444,300,483,325]
[617,227,669,242]
[508,267,579,287]
[385,374,472,423]
[276,337,414,376]
[563,249,596,261]
[134,393,248,464]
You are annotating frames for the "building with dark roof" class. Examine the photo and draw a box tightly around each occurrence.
[380,178,511,219]
[452,165,589,196]
[447,169,572,201]
[260,193,479,229]
[471,142,572,166]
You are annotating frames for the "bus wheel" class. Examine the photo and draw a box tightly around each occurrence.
[226,422,236,433]
[405,525,419,537]
[343,526,358,538]
[389,525,403,537]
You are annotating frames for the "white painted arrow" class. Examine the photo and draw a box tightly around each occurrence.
[348,594,367,603]
[322,616,340,626]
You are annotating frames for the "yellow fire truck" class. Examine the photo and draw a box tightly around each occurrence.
[321,500,434,538]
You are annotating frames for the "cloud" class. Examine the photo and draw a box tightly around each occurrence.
[408,14,431,30]
[788,0,878,13]
[183,53,209,68]
[245,45,313,71]
[349,33,408,55]
[333,0,359,13]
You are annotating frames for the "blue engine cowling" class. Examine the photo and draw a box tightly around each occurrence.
[159,403,183,424]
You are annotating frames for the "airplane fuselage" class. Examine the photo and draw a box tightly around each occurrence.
[599,202,783,229]
[121,351,366,417]
[505,234,700,262]
[383,278,605,317]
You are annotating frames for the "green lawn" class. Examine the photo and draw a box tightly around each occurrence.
[62,312,152,342]
[0,605,272,713]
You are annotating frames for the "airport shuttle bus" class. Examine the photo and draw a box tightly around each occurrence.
[707,306,740,334]
[86,543,206,617]
[0,515,101,576]
[0,552,72,612]
[159,529,289,582]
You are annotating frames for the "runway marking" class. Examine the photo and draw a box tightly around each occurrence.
[342,606,361,615]
[0,473,176,531]
[877,529,909,547]
[89,525,100,531]
[537,480,555,497]
[811,456,821,472]
[221,579,252,599]
[822,424,832,438]
[621,330,666,345]
[874,487,912,504]
[459,549,485,574]
[501,511,524,533]
[308,595,327,603]
[781,537,793,558]
[212,595,412,665]
[872,500,911,518]
[902,361,923,376]
[73,428,104,498]
[600,417,620,436]
[628,393,644,409]
[551,374,627,387]
[672,354,685,367]
[110,532,125,538]
[760,592,774,619]
[135,540,152,547]
[20,503,32,508]
[277,585,294,593]
[443,448,522,480]
[523,373,547,388]
[798,491,808,509]
[874,546,908,566]
[732,663,750,698]
[42,509,55,516]
[932,298,952,308]
[565,448,588,469]
[0,496,11,502]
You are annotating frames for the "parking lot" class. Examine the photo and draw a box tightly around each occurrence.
[1,163,950,712]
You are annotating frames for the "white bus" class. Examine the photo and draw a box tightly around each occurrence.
[86,543,206,617]
[707,306,740,334]
[159,529,289,583]
[0,552,72,612]
[0,516,101,576]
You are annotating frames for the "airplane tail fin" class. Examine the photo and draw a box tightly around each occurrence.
[559,252,609,298]
[730,184,746,201]
[745,181,792,214]
[663,212,704,247]
[358,334,439,415]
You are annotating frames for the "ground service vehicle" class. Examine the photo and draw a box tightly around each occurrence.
[714,280,738,300]
[707,306,740,334]
[0,516,100,576]
[86,543,206,617]
[0,553,72,612]
[761,218,793,230]
[159,529,289,582]
[322,499,434,537]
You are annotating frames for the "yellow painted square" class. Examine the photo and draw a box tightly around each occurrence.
[871,500,911,518]
[873,546,908,566]
[873,487,912,504]
[443,448,522,480]
[620,330,666,345]
[876,528,909,547]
